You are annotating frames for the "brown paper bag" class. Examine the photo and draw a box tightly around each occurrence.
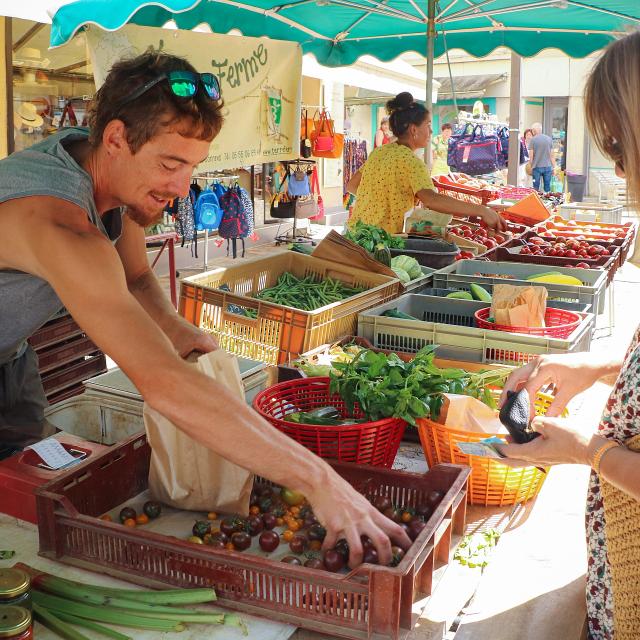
[144,350,253,513]
[437,394,506,434]
[312,230,397,278]
[490,284,547,328]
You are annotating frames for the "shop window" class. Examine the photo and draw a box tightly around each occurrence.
[11,18,94,153]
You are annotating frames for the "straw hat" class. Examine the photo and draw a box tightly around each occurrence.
[15,102,44,128]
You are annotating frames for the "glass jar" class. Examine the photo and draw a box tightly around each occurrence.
[0,606,33,639]
[0,570,31,611]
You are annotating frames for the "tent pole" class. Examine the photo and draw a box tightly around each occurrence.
[424,0,436,166]
[507,51,522,186]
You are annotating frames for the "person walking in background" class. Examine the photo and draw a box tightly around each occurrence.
[529,122,556,192]
[374,116,393,148]
[518,128,534,187]
[431,123,452,176]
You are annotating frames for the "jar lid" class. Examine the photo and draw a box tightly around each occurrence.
[0,606,32,637]
[0,570,29,600]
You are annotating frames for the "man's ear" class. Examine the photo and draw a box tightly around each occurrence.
[102,119,130,156]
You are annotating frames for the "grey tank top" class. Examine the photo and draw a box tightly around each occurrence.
[0,127,123,362]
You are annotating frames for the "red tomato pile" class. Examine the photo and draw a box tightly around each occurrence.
[520,236,613,268]
[449,225,506,249]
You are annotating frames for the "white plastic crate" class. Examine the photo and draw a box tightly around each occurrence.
[358,294,595,366]
[559,202,623,225]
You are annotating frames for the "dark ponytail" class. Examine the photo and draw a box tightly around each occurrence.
[386,92,429,137]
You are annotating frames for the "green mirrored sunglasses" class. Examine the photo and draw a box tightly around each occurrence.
[118,70,221,109]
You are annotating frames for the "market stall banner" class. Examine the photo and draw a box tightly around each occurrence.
[86,24,301,170]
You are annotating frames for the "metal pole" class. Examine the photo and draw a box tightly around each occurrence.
[507,51,522,186]
[424,0,436,166]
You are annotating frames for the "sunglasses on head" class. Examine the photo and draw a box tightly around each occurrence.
[118,70,221,109]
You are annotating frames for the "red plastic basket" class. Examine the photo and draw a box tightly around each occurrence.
[474,307,581,338]
[253,377,406,467]
[496,186,536,200]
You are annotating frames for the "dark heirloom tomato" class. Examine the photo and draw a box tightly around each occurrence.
[247,515,264,536]
[289,535,307,555]
[323,549,345,573]
[192,520,211,538]
[373,495,392,512]
[220,516,244,537]
[304,558,324,570]
[143,501,162,519]
[119,507,136,523]
[259,530,280,552]
[307,524,326,541]
[362,547,379,564]
[262,513,277,530]
[407,519,426,541]
[231,531,251,551]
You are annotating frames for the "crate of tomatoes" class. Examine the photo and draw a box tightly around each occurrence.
[534,216,637,266]
[482,231,620,283]
[446,222,512,258]
[36,432,470,640]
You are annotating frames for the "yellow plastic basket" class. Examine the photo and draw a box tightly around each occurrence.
[417,391,563,506]
[179,253,400,365]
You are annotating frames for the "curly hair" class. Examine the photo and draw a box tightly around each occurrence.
[88,52,224,153]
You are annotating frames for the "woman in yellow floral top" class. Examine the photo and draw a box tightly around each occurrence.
[346,92,505,234]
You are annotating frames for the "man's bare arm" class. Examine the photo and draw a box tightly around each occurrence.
[1,196,410,565]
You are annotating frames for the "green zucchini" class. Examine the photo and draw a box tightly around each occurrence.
[382,309,420,320]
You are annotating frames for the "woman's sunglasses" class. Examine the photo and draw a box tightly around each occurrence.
[118,71,221,109]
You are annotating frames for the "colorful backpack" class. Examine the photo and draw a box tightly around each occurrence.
[194,189,223,231]
[218,186,251,239]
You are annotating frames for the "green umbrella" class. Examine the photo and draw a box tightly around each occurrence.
[50,0,639,65]
[50,0,639,176]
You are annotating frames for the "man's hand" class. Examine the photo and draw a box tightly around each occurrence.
[497,416,591,467]
[167,318,218,358]
[478,206,507,231]
[308,474,411,568]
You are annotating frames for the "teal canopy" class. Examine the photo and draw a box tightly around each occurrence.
[51,1,640,66]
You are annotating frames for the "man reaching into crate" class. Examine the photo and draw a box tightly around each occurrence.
[0,52,410,565]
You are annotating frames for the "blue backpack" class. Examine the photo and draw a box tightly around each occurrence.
[194,189,223,231]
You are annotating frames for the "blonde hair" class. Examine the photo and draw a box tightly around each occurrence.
[585,31,640,207]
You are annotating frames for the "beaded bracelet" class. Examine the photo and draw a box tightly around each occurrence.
[591,440,620,475]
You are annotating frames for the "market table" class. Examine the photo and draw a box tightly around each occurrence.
[0,514,296,640]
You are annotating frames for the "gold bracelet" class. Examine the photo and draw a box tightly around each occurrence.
[591,440,620,475]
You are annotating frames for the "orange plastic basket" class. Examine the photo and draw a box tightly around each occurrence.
[417,392,563,506]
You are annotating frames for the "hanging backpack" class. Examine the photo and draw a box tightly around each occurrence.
[219,186,251,239]
[174,193,198,257]
[194,189,223,231]
[237,186,255,235]
[213,181,227,200]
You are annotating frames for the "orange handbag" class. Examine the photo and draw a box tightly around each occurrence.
[311,109,344,159]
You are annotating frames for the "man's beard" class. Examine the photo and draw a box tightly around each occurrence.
[125,205,165,227]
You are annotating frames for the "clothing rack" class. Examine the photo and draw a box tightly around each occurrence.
[274,160,316,246]
[191,173,240,269]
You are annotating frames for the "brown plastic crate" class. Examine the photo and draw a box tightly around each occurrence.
[41,355,107,399]
[28,314,83,351]
[35,335,101,374]
[179,252,401,365]
[36,433,469,640]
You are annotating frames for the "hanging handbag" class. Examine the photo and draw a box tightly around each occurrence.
[449,124,500,176]
[300,109,313,159]
[294,195,318,219]
[311,109,335,153]
[270,167,296,219]
[309,166,324,221]
[287,168,311,197]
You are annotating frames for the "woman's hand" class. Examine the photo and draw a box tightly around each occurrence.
[478,206,507,231]
[498,416,591,467]
[500,353,613,418]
